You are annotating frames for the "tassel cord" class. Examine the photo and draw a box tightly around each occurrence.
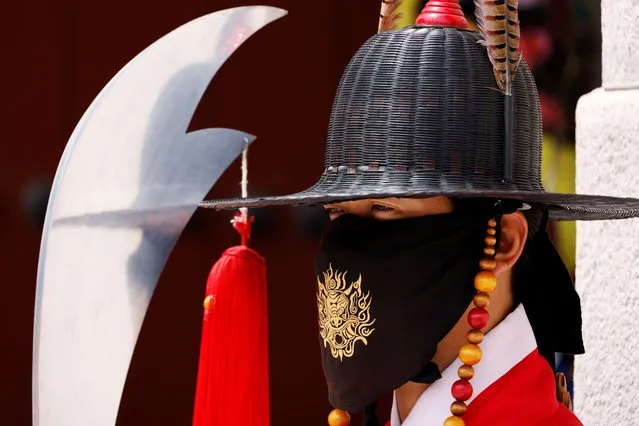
[232,138,251,246]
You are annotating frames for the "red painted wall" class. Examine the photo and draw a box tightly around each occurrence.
[2,1,380,424]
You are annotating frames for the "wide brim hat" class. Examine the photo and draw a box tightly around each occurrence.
[202,1,639,221]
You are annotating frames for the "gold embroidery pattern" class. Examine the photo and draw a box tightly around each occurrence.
[317,265,376,360]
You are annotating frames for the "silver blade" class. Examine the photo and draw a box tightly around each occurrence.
[32,7,287,426]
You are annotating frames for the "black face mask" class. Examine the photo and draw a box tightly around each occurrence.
[314,212,489,412]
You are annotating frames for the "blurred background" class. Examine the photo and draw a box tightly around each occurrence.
[2,0,601,424]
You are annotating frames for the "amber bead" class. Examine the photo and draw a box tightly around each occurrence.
[451,401,468,416]
[458,364,475,380]
[484,236,497,247]
[479,258,496,271]
[459,344,482,365]
[467,329,484,345]
[203,295,214,310]
[474,271,497,293]
[444,416,465,426]
[328,408,350,426]
[488,219,497,227]
[473,292,490,308]
[483,247,496,256]
[486,227,497,236]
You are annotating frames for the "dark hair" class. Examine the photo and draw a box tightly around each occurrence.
[511,207,542,307]
[512,206,544,307]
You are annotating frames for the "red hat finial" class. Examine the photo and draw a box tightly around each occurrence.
[416,0,469,29]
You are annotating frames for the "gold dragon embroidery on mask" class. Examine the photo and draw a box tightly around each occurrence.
[317,265,376,361]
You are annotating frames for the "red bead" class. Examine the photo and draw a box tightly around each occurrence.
[467,307,490,329]
[451,379,473,401]
[416,0,469,29]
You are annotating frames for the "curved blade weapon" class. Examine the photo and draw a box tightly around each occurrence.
[32,6,287,426]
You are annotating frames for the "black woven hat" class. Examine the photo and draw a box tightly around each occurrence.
[202,1,639,221]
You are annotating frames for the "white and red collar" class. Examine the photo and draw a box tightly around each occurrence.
[390,304,537,426]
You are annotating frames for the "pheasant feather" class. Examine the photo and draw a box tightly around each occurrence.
[474,0,521,94]
[475,0,521,182]
[378,0,404,33]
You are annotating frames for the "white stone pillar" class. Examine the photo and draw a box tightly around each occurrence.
[575,0,639,424]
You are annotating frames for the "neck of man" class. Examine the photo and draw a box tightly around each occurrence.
[395,273,514,422]
[394,334,463,421]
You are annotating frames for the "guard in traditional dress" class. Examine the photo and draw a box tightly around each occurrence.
[32,2,639,426]
[205,1,639,425]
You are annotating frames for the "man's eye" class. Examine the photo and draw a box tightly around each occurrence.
[371,204,395,212]
[325,207,345,219]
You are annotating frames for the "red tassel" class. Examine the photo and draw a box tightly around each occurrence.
[194,212,269,426]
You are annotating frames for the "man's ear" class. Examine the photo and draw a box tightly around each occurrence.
[494,211,528,277]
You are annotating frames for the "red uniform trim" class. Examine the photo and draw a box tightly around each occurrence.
[388,350,582,425]
[465,349,581,425]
